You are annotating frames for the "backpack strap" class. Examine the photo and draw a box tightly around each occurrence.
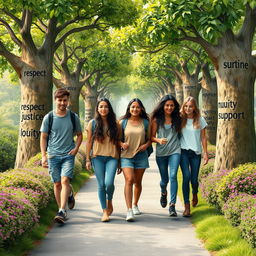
[121,119,128,142]
[91,119,96,134]
[143,119,149,141]
[46,111,53,147]
[70,110,76,133]
[48,111,53,136]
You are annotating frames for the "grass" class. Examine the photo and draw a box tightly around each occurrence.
[177,170,256,256]
[0,168,91,256]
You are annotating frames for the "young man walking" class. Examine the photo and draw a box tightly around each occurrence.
[40,88,83,224]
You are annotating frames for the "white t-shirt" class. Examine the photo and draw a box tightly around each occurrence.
[180,116,207,154]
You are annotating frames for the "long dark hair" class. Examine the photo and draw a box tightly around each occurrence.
[121,98,149,120]
[151,94,181,132]
[94,98,119,144]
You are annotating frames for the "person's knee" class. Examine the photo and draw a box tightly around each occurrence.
[105,183,114,193]
[54,182,62,190]
[170,171,178,181]
[61,176,70,186]
[134,181,142,188]
[126,177,134,186]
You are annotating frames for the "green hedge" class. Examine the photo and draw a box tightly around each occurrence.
[0,129,18,172]
[200,162,256,248]
[0,151,84,247]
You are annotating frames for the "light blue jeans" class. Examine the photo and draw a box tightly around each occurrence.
[92,156,118,209]
[156,153,181,204]
[180,149,201,204]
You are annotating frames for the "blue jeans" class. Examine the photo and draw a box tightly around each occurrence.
[180,149,201,204]
[92,156,118,209]
[48,154,75,182]
[156,154,181,204]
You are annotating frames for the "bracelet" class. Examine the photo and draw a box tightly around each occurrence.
[86,159,91,162]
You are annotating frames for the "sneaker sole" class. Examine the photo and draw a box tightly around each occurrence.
[160,202,167,208]
[54,216,65,224]
[169,213,178,217]
[126,218,135,222]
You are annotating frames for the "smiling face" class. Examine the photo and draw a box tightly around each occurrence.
[129,101,142,117]
[97,101,109,117]
[164,100,175,115]
[183,100,195,118]
[55,96,69,112]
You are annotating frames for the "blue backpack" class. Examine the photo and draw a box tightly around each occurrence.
[121,118,153,157]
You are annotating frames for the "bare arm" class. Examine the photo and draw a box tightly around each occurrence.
[86,121,93,170]
[151,119,167,145]
[40,132,48,168]
[201,128,209,165]
[68,132,83,155]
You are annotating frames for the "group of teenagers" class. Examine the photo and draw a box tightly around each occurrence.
[40,88,208,224]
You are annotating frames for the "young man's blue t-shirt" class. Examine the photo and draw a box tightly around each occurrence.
[40,109,82,157]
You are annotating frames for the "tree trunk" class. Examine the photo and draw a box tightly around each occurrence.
[82,86,97,130]
[214,46,256,170]
[182,82,200,103]
[16,62,52,167]
[201,64,217,145]
[174,80,184,105]
[68,87,81,115]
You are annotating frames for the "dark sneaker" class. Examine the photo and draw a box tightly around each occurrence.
[54,210,67,224]
[169,204,177,217]
[160,192,167,208]
[68,184,75,210]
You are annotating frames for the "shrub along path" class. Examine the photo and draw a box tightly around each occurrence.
[29,154,210,256]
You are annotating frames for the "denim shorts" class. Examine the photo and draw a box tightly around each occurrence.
[121,151,149,169]
[48,154,75,182]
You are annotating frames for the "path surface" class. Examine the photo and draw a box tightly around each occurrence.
[30,155,210,256]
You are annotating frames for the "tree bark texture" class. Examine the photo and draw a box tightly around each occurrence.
[201,64,217,145]
[82,86,97,130]
[213,43,256,170]
[16,61,52,167]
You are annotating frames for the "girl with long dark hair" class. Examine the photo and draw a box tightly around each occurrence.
[151,94,181,217]
[180,96,208,217]
[119,98,151,221]
[86,98,120,222]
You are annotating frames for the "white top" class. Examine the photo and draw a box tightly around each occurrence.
[180,116,207,154]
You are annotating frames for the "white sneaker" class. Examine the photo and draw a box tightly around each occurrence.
[126,209,135,222]
[132,205,141,215]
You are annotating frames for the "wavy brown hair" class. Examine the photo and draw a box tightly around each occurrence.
[94,98,119,144]
[180,96,201,129]
[151,94,181,132]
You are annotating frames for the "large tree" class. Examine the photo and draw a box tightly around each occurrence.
[0,0,138,167]
[140,0,256,170]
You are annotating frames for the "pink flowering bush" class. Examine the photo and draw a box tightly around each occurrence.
[200,169,231,210]
[16,168,53,197]
[0,191,38,242]
[216,163,256,208]
[239,204,256,248]
[222,193,256,227]
[0,186,42,209]
[199,162,214,181]
[0,170,49,208]
[24,153,42,168]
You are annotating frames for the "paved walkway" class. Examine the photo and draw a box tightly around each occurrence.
[30,155,210,256]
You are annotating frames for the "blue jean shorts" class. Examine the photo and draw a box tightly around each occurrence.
[48,154,75,182]
[121,151,149,169]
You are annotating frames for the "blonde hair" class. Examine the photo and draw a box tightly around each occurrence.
[180,96,201,129]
